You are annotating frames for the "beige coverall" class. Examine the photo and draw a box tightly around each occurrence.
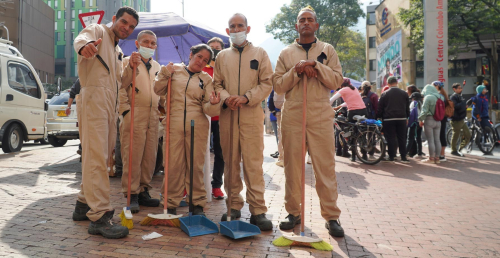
[154,64,219,208]
[272,39,343,221]
[74,24,133,221]
[213,43,273,215]
[119,57,161,195]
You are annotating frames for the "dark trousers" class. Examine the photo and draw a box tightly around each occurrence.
[211,121,224,188]
[406,124,423,156]
[383,120,408,159]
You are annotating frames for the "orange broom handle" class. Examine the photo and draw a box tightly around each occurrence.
[127,66,136,207]
[301,75,307,234]
[163,77,172,212]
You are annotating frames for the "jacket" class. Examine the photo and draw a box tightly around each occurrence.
[419,85,444,121]
[69,78,81,99]
[450,92,467,121]
[268,90,279,121]
[74,24,131,92]
[376,87,410,121]
[471,93,489,119]
[119,57,161,117]
[273,38,343,103]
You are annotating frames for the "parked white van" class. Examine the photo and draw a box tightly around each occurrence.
[0,38,48,153]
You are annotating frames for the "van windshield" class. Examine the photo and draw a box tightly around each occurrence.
[48,92,70,105]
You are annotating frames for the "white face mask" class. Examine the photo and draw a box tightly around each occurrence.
[229,31,247,46]
[138,46,155,59]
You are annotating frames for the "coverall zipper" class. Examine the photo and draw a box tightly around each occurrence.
[237,48,243,126]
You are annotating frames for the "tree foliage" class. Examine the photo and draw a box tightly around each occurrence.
[266,0,366,79]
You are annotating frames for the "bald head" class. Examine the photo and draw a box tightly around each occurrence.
[228,13,248,27]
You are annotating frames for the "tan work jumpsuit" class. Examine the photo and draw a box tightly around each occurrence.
[74,24,133,221]
[213,42,273,215]
[272,39,343,221]
[154,64,219,208]
[119,57,161,195]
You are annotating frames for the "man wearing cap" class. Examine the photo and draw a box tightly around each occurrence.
[377,76,410,163]
[450,83,470,156]
[471,84,498,143]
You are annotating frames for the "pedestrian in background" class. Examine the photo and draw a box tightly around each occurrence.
[419,84,444,164]
[450,82,470,156]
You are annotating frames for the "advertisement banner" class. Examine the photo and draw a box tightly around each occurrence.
[376,30,403,89]
[424,0,448,91]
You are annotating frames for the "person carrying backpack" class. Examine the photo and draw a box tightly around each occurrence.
[419,84,445,164]
[406,92,424,158]
[360,81,378,119]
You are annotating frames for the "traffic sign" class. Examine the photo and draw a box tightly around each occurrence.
[78,10,105,28]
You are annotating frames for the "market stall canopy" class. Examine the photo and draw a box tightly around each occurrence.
[118,12,230,65]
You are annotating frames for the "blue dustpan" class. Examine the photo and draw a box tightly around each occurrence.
[219,221,261,239]
[180,215,219,237]
[179,120,219,237]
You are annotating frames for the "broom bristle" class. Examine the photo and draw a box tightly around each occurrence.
[272,236,333,251]
[139,216,180,227]
[119,210,134,229]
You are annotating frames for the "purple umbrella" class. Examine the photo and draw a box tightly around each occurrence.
[118,12,230,65]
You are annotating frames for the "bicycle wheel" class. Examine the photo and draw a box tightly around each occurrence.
[477,126,496,154]
[354,129,385,165]
[465,130,475,153]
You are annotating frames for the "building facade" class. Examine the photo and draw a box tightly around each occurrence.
[42,0,150,80]
[0,0,55,83]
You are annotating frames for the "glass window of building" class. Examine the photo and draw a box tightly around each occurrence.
[57,10,61,19]
[83,0,86,7]
[90,0,94,7]
[369,60,376,71]
[54,21,57,30]
[71,0,75,8]
[369,37,376,49]
[72,10,75,18]
[367,12,376,25]
[48,0,52,7]
[54,0,58,8]
[72,21,75,30]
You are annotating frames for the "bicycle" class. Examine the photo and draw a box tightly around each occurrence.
[334,110,386,165]
[446,117,496,154]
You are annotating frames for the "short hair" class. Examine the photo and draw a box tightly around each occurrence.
[116,6,139,24]
[207,37,224,49]
[228,13,248,27]
[137,30,156,41]
[387,76,398,85]
[297,6,317,21]
[452,83,461,89]
[407,85,420,94]
[190,44,213,62]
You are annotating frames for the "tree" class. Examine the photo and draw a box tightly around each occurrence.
[266,0,365,79]
[398,0,500,106]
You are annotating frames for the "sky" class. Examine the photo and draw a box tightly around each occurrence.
[150,0,377,46]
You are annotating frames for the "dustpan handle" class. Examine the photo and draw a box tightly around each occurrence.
[301,75,307,234]
[189,120,195,215]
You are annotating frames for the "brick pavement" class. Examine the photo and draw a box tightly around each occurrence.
[1,136,500,257]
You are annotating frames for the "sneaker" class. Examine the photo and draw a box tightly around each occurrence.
[138,188,160,207]
[270,151,279,158]
[212,188,224,199]
[129,194,139,213]
[279,214,301,230]
[451,151,463,157]
[421,158,434,163]
[192,205,206,216]
[439,156,447,162]
[435,158,440,164]
[221,209,241,221]
[275,160,284,167]
[382,157,395,163]
[250,213,273,231]
[72,201,90,221]
[88,210,129,239]
[400,158,410,164]
[325,220,344,237]
[183,189,187,198]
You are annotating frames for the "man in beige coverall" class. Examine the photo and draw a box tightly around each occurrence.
[213,13,273,231]
[119,30,162,213]
[272,7,345,237]
[71,7,140,239]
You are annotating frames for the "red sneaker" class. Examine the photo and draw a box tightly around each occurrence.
[183,189,187,198]
[212,188,224,199]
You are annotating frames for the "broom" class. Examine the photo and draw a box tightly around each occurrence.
[120,62,137,230]
[140,77,182,227]
[272,75,333,251]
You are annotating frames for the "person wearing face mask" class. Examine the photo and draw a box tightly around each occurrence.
[213,13,274,231]
[154,44,221,216]
[118,30,162,213]
[71,6,140,239]
[203,37,226,199]
[272,7,344,237]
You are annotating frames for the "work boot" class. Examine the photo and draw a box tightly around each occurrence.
[250,213,273,231]
[279,214,300,230]
[72,201,90,221]
[138,188,160,207]
[88,210,129,239]
[129,194,139,214]
[221,209,241,221]
[192,205,206,216]
[167,208,177,215]
[325,220,344,237]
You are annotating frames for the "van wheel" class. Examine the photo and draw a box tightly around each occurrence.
[39,138,49,145]
[2,124,24,153]
[48,136,67,147]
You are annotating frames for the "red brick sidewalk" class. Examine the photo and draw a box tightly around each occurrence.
[1,136,500,257]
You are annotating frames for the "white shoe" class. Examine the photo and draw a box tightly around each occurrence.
[307,156,312,164]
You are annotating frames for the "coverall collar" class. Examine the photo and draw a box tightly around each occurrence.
[293,37,319,51]
[103,25,119,46]
[230,41,252,52]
